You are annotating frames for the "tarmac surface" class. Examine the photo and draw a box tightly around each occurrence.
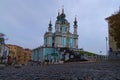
[0,61,120,80]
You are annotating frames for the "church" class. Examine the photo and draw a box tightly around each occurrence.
[32,8,79,63]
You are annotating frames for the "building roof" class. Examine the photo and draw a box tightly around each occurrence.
[105,10,120,21]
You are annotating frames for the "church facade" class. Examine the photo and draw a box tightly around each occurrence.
[32,9,79,62]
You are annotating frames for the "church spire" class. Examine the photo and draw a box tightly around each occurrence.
[58,10,60,16]
[74,16,77,26]
[62,5,64,13]
[57,11,60,21]
[49,19,52,27]
[48,19,52,32]
[60,6,66,24]
[75,16,77,21]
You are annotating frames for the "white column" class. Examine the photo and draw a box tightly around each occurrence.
[64,37,66,47]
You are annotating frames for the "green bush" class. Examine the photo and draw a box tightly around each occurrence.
[79,50,97,56]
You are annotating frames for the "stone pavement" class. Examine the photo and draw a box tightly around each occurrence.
[0,61,120,80]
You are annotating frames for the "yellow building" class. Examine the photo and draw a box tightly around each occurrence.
[106,9,120,59]
[7,44,32,65]
[24,49,32,65]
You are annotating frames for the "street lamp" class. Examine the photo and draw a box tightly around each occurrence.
[105,37,108,56]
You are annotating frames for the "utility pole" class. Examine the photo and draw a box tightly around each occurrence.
[105,37,108,56]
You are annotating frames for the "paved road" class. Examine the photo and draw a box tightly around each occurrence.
[0,61,120,80]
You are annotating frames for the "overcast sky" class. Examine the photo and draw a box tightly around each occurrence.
[0,0,120,55]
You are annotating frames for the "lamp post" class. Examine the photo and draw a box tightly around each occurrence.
[105,37,108,56]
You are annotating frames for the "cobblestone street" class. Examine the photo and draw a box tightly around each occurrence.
[0,61,120,80]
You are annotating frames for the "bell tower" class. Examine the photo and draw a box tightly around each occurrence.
[73,17,79,48]
[73,17,78,34]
